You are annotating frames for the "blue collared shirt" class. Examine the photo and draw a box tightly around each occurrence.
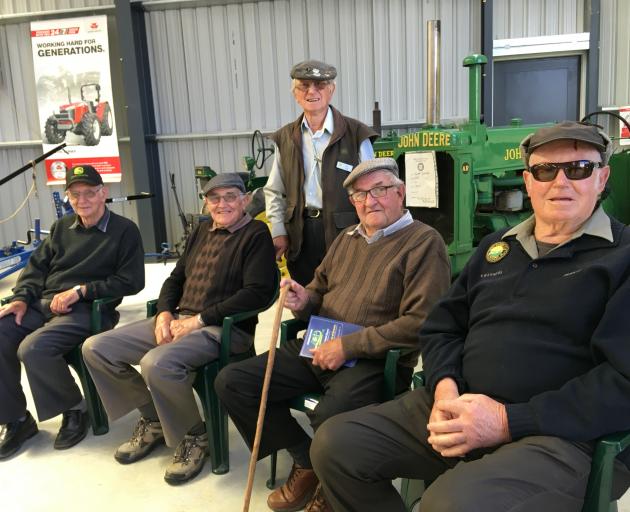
[347,210,414,244]
[69,207,111,232]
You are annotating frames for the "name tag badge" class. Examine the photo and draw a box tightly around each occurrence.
[336,161,353,172]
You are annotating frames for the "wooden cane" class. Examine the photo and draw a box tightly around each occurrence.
[242,284,289,512]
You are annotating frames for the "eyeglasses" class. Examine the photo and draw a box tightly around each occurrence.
[528,160,602,182]
[206,192,244,204]
[67,185,103,201]
[349,185,397,203]
[294,80,331,92]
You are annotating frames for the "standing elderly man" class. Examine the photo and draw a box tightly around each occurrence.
[311,121,630,511]
[264,59,378,286]
[0,164,144,459]
[83,173,277,485]
[217,158,450,511]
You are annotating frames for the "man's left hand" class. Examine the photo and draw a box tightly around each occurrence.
[426,393,511,457]
[311,338,346,371]
[50,288,81,315]
[170,316,200,342]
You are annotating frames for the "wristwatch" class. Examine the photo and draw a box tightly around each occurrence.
[73,285,84,300]
[196,313,205,328]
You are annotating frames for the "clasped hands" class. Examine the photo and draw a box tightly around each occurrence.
[427,378,511,458]
[154,312,199,345]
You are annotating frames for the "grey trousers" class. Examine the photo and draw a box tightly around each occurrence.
[82,316,252,447]
[0,300,107,424]
[311,387,630,512]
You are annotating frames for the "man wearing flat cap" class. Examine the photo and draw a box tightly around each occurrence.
[311,121,630,511]
[264,59,379,286]
[83,172,276,485]
[217,158,449,511]
[0,164,144,459]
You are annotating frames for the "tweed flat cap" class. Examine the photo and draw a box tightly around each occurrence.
[202,172,246,196]
[65,164,104,190]
[290,60,337,81]
[343,158,399,189]
[520,121,613,166]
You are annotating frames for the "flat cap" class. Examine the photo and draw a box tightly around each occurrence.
[290,60,337,81]
[65,164,103,190]
[520,121,613,166]
[202,172,246,196]
[343,158,399,189]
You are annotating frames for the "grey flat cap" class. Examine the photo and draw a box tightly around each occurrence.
[290,60,337,81]
[520,121,613,166]
[343,158,399,189]
[202,172,246,196]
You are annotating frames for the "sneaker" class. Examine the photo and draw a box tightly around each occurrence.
[114,417,165,464]
[163,433,209,485]
[267,463,319,512]
[305,484,333,512]
[0,411,39,460]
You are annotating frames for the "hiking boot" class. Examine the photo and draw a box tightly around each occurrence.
[267,463,319,512]
[114,417,165,464]
[305,484,333,512]
[163,433,209,485]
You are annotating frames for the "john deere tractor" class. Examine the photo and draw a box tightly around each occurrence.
[44,83,113,146]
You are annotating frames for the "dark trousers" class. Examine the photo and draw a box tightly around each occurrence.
[214,337,412,461]
[287,217,326,287]
[311,387,630,512]
[0,300,114,424]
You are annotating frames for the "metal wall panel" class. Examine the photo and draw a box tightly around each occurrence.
[493,0,584,39]
[0,0,110,15]
[599,0,630,108]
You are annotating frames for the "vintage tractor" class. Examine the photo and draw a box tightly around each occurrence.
[44,83,113,146]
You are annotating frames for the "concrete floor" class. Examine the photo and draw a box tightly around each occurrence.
[0,262,628,511]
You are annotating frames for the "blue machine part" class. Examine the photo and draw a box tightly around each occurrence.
[52,191,74,219]
[0,218,47,281]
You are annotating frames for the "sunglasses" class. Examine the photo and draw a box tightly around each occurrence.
[528,160,602,182]
[206,192,244,204]
[294,81,331,92]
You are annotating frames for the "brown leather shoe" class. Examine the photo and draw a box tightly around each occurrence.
[267,463,319,512]
[305,484,333,512]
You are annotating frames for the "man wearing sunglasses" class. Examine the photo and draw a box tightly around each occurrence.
[264,59,378,286]
[310,121,630,511]
[0,164,144,459]
[83,173,276,485]
[218,159,450,511]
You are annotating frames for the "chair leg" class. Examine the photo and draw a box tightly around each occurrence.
[266,450,278,489]
[399,478,426,512]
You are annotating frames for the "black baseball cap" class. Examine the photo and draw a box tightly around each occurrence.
[65,164,104,190]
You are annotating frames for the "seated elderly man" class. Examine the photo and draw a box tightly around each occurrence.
[83,173,276,485]
[0,164,144,460]
[216,158,450,511]
[311,121,630,511]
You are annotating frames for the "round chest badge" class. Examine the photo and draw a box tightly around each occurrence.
[486,241,510,263]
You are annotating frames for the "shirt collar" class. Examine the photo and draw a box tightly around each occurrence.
[69,207,110,232]
[347,210,413,244]
[502,205,613,258]
[211,213,252,233]
[301,107,333,136]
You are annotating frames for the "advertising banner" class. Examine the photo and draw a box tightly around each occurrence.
[30,15,121,185]
[620,106,630,146]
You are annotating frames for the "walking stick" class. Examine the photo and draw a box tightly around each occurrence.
[243,284,289,512]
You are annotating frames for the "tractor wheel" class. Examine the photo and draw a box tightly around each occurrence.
[44,116,65,144]
[81,112,101,146]
[100,103,113,136]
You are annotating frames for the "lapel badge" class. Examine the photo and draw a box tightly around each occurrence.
[486,241,510,263]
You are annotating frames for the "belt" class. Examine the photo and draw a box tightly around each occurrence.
[303,207,322,218]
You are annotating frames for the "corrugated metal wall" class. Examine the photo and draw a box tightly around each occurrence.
[1,0,628,248]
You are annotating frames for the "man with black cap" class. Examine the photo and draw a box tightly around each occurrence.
[83,172,276,485]
[217,159,449,511]
[311,121,630,511]
[264,59,378,286]
[0,164,144,459]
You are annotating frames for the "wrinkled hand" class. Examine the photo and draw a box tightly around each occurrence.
[429,378,460,425]
[311,337,346,371]
[273,235,289,261]
[427,393,511,458]
[281,278,309,312]
[170,315,200,342]
[50,289,80,315]
[0,300,28,326]
[155,311,175,345]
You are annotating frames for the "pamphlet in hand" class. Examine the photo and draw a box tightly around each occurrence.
[300,315,361,368]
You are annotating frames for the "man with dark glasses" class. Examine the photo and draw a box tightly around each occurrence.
[263,59,378,286]
[310,121,630,511]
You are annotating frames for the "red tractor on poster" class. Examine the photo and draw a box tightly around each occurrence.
[44,83,113,146]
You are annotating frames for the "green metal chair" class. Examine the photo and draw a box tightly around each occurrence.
[399,371,630,512]
[1,295,117,436]
[266,317,403,489]
[145,268,280,475]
